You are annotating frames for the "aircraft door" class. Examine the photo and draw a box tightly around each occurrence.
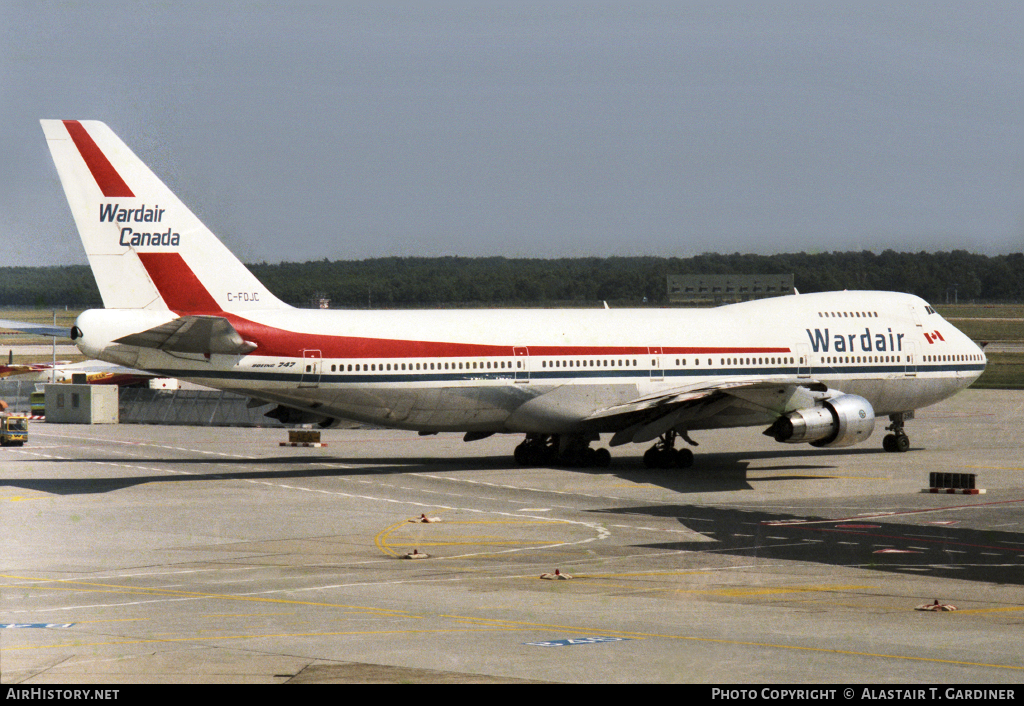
[909,304,924,328]
[513,346,530,382]
[904,342,918,377]
[649,347,664,382]
[797,344,811,378]
[299,349,322,388]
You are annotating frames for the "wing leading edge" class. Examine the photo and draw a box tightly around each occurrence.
[589,377,831,446]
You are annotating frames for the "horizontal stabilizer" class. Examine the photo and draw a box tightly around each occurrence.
[0,318,70,338]
[115,315,256,356]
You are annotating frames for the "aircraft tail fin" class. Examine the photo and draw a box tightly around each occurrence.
[40,120,287,313]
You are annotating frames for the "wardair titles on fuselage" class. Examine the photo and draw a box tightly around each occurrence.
[806,327,905,353]
[100,203,180,247]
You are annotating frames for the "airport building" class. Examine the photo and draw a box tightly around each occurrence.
[667,274,794,304]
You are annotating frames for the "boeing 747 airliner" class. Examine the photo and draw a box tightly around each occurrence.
[38,120,986,467]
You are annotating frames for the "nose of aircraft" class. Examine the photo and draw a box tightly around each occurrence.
[961,327,987,385]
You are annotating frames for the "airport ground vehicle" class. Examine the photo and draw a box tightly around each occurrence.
[30,391,45,417]
[0,412,28,447]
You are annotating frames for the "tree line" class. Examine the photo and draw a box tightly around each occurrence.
[1,250,1021,308]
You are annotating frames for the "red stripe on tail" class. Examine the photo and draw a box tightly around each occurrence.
[62,120,135,197]
[137,252,222,313]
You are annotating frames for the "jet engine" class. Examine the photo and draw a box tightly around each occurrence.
[764,394,875,448]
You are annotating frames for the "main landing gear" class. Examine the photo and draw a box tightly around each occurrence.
[513,430,698,469]
[513,434,611,468]
[642,430,695,469]
[882,412,911,453]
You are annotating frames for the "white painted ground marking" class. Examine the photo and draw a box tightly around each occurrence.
[11,446,612,567]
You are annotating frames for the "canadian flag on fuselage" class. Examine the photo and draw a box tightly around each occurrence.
[40,120,286,314]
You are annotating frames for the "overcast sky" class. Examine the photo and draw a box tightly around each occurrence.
[3,1,1022,268]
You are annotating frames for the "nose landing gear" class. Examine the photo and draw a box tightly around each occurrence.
[882,412,911,453]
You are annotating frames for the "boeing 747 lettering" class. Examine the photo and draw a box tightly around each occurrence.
[39,120,986,467]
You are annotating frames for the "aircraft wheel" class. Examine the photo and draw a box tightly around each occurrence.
[514,443,531,466]
[540,442,558,465]
[676,448,694,468]
[643,447,679,469]
[593,448,611,468]
[883,433,910,453]
[558,448,585,468]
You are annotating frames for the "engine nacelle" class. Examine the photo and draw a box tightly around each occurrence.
[765,394,875,448]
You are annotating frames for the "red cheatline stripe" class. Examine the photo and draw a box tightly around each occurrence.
[221,314,796,359]
[137,252,222,313]
[62,120,135,197]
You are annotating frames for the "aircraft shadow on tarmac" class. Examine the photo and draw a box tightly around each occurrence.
[0,445,872,497]
[592,503,1024,587]
[601,447,876,495]
[0,452,529,496]
[0,459,463,496]
[1,445,882,497]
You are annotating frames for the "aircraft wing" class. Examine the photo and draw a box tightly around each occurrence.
[0,359,154,385]
[0,361,71,378]
[0,364,43,379]
[0,318,70,338]
[114,315,257,356]
[589,377,831,447]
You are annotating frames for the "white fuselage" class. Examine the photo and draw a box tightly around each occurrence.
[40,120,987,453]
[74,290,986,436]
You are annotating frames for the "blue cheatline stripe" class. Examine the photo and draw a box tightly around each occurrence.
[146,362,983,386]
